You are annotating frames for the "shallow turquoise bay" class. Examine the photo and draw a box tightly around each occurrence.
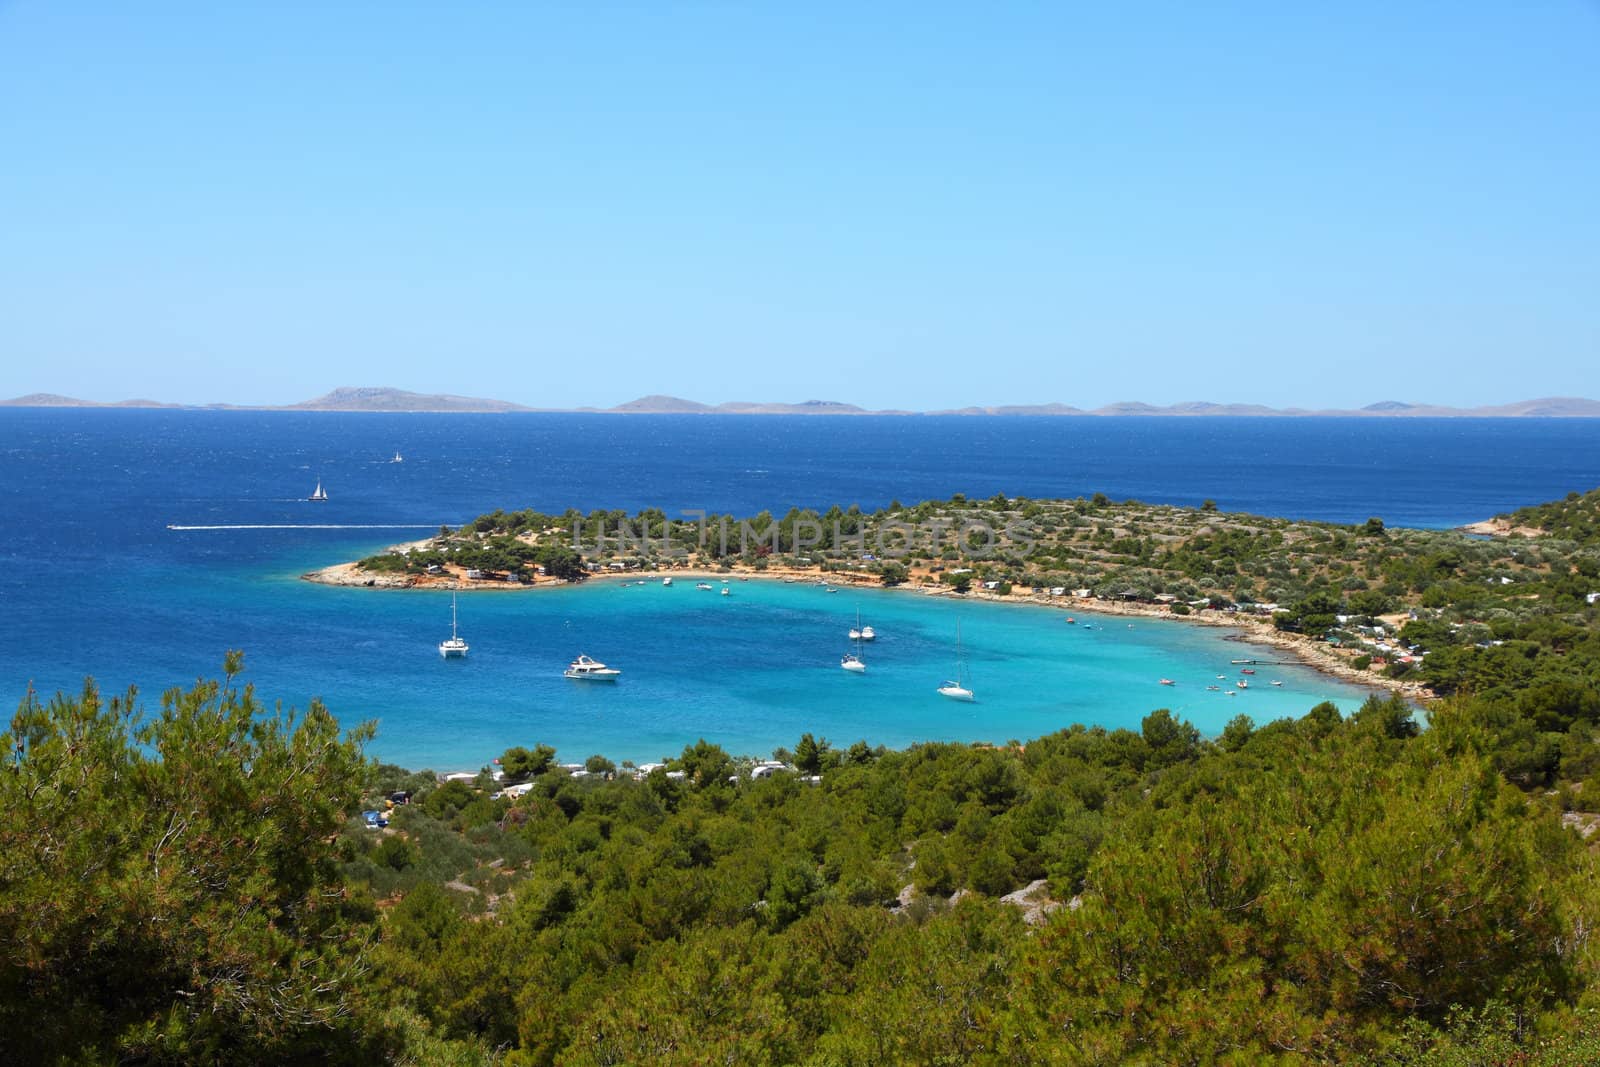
[256,574,1377,771]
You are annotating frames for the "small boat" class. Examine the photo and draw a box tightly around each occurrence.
[721,586,731,596]
[1271,680,1283,687]
[1237,679,1249,689]
[438,593,469,658]
[860,625,876,641]
[309,479,328,502]
[1240,668,1256,675]
[826,587,839,593]
[391,450,404,463]
[842,610,867,672]
[937,622,975,701]
[1217,674,1227,679]
[564,654,620,681]
[1065,617,1076,624]
[662,576,673,586]
[1227,690,1238,697]
[1159,678,1175,686]
[1207,685,1220,691]
[697,582,713,590]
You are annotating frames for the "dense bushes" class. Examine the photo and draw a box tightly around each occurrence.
[6,663,1600,1063]
[328,693,1600,1063]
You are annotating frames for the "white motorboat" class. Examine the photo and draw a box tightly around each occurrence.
[438,593,469,658]
[564,654,620,681]
[662,576,673,586]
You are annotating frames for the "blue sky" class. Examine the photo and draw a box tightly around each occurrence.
[2,2,1596,409]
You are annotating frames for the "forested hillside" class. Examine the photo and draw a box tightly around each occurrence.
[1500,488,1600,546]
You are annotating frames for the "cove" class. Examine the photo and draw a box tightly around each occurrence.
[264,576,1378,771]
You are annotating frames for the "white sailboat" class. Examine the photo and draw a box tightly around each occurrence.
[937,622,974,701]
[439,592,469,657]
[842,609,867,672]
[309,478,328,502]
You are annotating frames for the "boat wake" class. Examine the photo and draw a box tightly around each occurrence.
[166,523,444,531]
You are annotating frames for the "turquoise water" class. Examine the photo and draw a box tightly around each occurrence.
[249,568,1373,770]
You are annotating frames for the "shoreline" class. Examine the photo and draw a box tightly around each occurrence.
[303,554,1428,704]
[1458,517,1543,539]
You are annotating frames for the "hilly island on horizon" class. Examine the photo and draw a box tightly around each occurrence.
[5,385,1600,417]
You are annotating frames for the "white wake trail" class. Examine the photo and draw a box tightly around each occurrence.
[167,523,446,531]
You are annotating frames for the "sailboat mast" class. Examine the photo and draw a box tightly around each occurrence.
[956,621,965,686]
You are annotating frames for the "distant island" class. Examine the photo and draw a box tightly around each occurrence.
[0,387,534,414]
[5,386,1600,417]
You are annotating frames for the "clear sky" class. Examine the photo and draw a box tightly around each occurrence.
[2,3,1597,410]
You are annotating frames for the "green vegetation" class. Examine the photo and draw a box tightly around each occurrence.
[13,487,1600,1063]
[1500,487,1600,546]
[0,653,379,1063]
[11,668,1600,1063]
[367,495,1600,640]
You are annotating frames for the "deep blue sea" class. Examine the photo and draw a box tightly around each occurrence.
[2,410,1596,770]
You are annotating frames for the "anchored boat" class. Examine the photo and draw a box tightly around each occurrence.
[564,654,620,681]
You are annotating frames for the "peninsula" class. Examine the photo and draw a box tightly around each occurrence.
[307,486,1600,704]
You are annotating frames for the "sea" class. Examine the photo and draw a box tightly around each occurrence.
[2,409,1596,770]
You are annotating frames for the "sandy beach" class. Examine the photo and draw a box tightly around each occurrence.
[1459,517,1544,538]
